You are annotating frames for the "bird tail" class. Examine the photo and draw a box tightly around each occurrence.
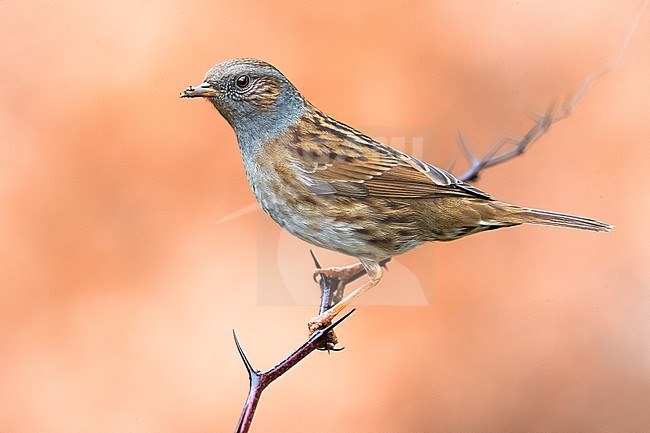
[512,207,613,232]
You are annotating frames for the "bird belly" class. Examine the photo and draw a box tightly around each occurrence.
[250,169,421,260]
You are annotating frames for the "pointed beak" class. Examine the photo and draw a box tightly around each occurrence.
[180,82,218,98]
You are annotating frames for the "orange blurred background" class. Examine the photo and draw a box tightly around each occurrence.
[2,1,649,432]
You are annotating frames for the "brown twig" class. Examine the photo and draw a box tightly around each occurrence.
[232,252,389,432]
[233,308,356,433]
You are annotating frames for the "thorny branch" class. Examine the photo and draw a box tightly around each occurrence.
[233,252,386,432]
[233,307,356,433]
[230,3,647,431]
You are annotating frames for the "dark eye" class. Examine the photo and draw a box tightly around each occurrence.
[236,75,250,89]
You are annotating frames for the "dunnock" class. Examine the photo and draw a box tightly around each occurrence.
[181,58,612,331]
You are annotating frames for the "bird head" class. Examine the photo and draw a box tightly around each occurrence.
[181,58,305,145]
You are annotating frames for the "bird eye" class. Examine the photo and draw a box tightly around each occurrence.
[235,75,250,89]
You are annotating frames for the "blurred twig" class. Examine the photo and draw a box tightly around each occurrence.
[457,0,647,183]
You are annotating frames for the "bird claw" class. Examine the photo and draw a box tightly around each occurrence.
[316,330,341,351]
[313,268,338,283]
[313,263,365,284]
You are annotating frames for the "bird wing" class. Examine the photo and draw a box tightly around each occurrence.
[287,113,492,200]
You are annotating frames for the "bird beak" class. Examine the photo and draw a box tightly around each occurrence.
[180,82,218,98]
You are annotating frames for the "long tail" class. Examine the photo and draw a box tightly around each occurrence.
[513,207,613,232]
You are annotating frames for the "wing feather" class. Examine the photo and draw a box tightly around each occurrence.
[286,111,492,200]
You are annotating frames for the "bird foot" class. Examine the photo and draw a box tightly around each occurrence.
[308,312,334,334]
[308,312,343,351]
[313,262,366,284]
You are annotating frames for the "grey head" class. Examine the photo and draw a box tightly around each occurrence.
[181,58,306,152]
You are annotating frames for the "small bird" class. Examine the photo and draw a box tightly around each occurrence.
[181,58,612,331]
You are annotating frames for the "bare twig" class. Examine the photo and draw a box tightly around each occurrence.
[233,309,356,433]
[233,252,390,432]
[457,0,647,183]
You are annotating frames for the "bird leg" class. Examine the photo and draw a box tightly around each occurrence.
[308,260,383,334]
